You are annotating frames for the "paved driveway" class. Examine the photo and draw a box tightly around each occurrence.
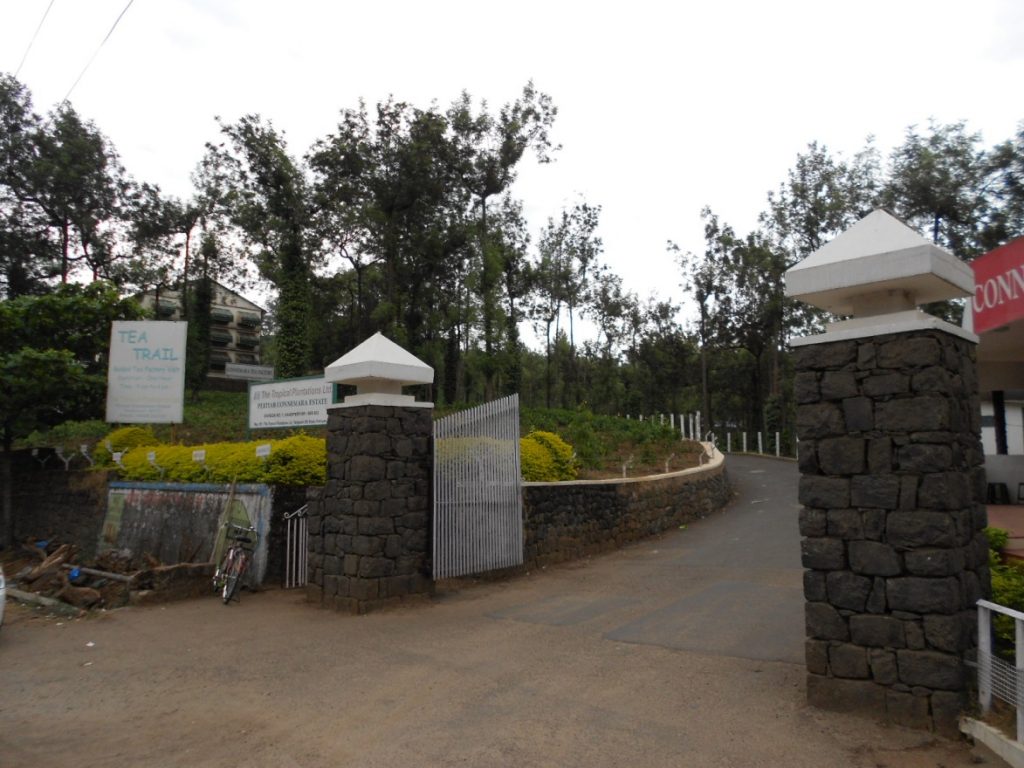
[0,456,980,767]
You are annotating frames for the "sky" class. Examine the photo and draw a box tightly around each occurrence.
[3,0,1023,334]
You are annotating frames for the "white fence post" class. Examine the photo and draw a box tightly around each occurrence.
[776,431,781,457]
[742,432,747,453]
[757,432,763,454]
[726,433,731,453]
[696,412,702,440]
[979,603,992,713]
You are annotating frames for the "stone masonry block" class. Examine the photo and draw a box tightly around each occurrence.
[887,512,957,548]
[827,509,863,539]
[842,397,874,433]
[885,689,931,730]
[875,398,950,433]
[794,372,819,404]
[826,571,872,611]
[878,337,941,368]
[862,373,910,398]
[867,438,893,474]
[850,615,906,648]
[805,602,849,641]
[806,639,829,675]
[870,649,898,685]
[887,577,961,615]
[848,541,901,577]
[792,341,856,370]
[801,538,846,570]
[817,437,865,475]
[804,570,827,602]
[896,650,963,690]
[903,548,965,577]
[918,473,971,511]
[829,644,870,678]
[851,475,900,509]
[797,403,846,439]
[799,477,850,508]
[821,371,858,400]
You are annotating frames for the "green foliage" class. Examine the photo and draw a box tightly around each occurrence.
[109,434,325,486]
[986,527,1024,643]
[94,426,159,463]
[986,526,1010,552]
[520,430,577,482]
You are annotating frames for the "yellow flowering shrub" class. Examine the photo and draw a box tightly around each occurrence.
[95,426,160,463]
[520,430,577,481]
[112,434,326,486]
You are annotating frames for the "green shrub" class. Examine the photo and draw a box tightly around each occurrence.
[986,527,1024,643]
[111,434,326,486]
[95,426,160,463]
[520,430,577,481]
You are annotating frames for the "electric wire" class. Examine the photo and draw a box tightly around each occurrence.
[14,0,56,78]
[62,0,135,104]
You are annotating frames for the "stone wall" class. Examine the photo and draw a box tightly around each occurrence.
[306,404,433,613]
[8,458,112,560]
[8,454,310,585]
[522,457,731,570]
[794,329,988,733]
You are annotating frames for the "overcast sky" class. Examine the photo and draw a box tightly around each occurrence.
[3,0,1023,330]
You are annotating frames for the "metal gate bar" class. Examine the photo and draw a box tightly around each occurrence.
[433,394,523,579]
[284,504,308,589]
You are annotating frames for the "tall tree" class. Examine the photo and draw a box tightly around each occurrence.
[207,115,315,377]
[0,283,143,547]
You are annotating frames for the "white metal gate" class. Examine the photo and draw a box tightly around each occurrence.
[284,504,308,588]
[433,394,523,579]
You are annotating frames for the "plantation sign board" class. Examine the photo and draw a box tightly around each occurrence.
[106,320,187,424]
[248,376,335,429]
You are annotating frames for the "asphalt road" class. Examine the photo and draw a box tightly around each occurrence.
[0,455,984,767]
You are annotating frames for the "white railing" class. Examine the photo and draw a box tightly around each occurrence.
[433,395,523,580]
[283,504,308,589]
[977,598,1024,742]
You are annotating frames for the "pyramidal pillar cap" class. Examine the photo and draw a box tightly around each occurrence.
[784,209,978,346]
[324,332,434,408]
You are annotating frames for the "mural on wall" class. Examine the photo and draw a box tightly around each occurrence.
[100,482,272,586]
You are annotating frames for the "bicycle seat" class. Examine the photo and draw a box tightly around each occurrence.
[232,535,253,544]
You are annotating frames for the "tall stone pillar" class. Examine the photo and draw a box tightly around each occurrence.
[786,210,989,733]
[306,333,435,613]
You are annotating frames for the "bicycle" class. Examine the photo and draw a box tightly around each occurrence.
[212,523,257,604]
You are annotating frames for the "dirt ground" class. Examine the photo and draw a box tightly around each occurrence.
[0,570,996,768]
[0,456,1005,767]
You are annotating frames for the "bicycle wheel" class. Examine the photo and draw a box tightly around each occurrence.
[222,553,245,604]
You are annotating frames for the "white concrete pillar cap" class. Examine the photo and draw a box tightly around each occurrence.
[785,209,978,345]
[324,332,434,408]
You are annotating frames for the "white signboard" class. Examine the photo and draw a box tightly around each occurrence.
[225,362,275,381]
[106,321,187,424]
[249,376,335,429]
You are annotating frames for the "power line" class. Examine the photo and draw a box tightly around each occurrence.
[14,0,56,79]
[62,0,135,104]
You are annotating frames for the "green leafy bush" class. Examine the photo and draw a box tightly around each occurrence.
[521,430,577,481]
[985,527,1024,643]
[95,426,160,462]
[110,434,326,486]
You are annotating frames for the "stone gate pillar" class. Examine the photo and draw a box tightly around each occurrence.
[786,210,989,733]
[306,333,434,613]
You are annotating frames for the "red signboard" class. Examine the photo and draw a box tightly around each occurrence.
[972,237,1024,334]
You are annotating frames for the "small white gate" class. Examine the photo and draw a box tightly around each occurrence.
[284,504,308,588]
[433,394,523,579]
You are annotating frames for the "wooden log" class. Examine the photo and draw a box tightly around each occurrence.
[7,588,84,617]
[24,543,76,583]
[57,574,102,609]
[60,564,136,584]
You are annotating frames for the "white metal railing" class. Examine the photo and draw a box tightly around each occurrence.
[977,598,1024,742]
[284,504,308,589]
[433,395,523,580]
